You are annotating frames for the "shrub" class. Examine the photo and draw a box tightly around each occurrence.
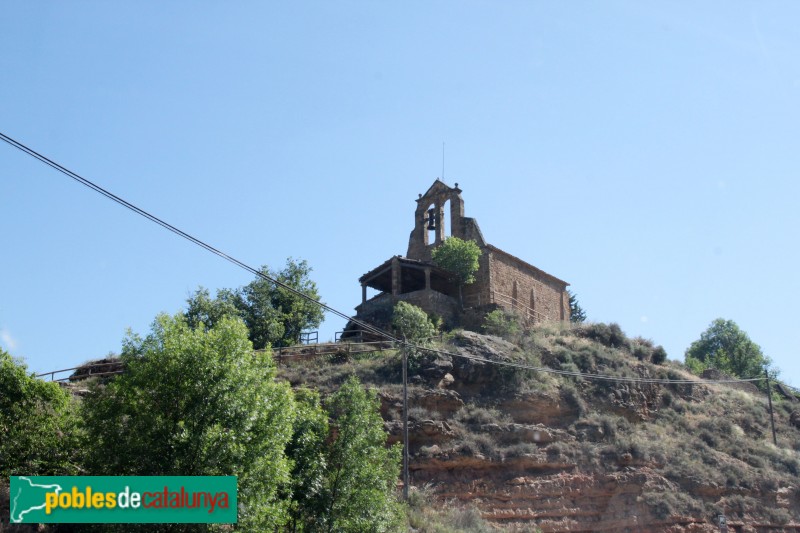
[632,343,650,361]
[631,337,654,362]
[456,434,496,457]
[651,345,668,365]
[407,486,493,533]
[455,405,510,426]
[661,390,673,407]
[561,383,588,416]
[546,440,572,458]
[764,507,792,525]
[482,309,521,339]
[642,491,702,520]
[698,430,718,448]
[724,495,758,518]
[646,495,673,519]
[501,442,541,458]
[449,507,493,532]
[408,405,434,421]
[575,322,630,350]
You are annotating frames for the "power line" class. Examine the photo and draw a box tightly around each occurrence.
[0,131,394,343]
[1,131,767,387]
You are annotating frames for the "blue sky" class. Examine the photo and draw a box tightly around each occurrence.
[2,2,799,383]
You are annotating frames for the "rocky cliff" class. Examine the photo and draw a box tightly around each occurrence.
[281,323,800,532]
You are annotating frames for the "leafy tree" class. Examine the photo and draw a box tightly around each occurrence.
[391,301,436,376]
[184,286,239,331]
[286,382,405,533]
[685,318,775,384]
[314,376,403,532]
[431,237,482,307]
[184,258,324,348]
[0,348,79,477]
[285,388,329,532]
[241,259,325,348]
[82,314,296,530]
[391,301,436,344]
[568,290,587,323]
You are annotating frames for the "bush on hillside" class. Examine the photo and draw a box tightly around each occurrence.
[482,309,521,339]
[574,322,630,350]
[651,345,668,364]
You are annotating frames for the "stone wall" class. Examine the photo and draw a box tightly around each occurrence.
[487,248,568,323]
[398,289,460,328]
[462,250,492,307]
[355,289,460,331]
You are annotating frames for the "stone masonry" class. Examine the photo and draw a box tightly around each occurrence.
[348,179,569,335]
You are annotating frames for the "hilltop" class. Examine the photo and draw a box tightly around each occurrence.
[279,322,800,532]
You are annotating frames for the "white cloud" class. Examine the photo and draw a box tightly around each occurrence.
[0,328,18,351]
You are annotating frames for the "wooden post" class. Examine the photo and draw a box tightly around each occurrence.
[765,367,777,446]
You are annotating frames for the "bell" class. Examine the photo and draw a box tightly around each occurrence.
[426,208,437,230]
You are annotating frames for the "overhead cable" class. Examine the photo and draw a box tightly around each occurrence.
[1,131,767,387]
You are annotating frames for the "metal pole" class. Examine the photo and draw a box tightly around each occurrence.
[765,367,778,446]
[402,343,409,500]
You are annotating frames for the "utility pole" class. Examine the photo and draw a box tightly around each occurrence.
[765,367,778,446]
[402,339,409,500]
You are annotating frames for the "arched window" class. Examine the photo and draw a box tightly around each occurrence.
[512,280,519,310]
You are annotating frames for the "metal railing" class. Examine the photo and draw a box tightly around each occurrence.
[335,329,368,343]
[37,328,412,379]
[270,340,396,362]
[36,361,124,382]
[300,331,319,344]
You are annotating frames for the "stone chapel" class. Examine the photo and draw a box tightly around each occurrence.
[347,180,570,336]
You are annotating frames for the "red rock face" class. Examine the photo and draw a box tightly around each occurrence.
[276,328,800,531]
[393,332,800,531]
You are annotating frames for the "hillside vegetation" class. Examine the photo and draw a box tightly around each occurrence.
[5,316,799,531]
[280,321,800,531]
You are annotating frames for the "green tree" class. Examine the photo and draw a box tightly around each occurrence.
[431,237,482,307]
[242,259,325,348]
[184,286,239,331]
[82,314,296,530]
[568,290,587,323]
[685,318,775,383]
[315,376,403,532]
[391,301,436,344]
[0,348,79,477]
[285,388,329,532]
[184,258,325,349]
